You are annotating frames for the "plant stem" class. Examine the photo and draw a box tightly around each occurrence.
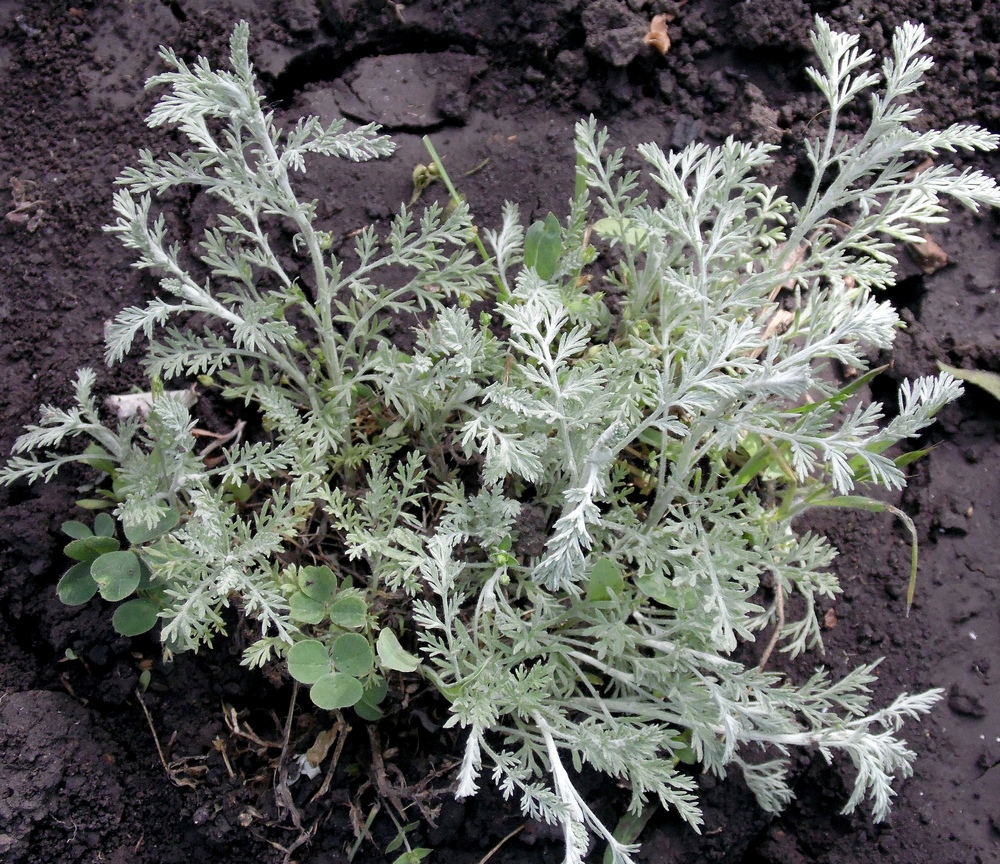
[422,135,506,295]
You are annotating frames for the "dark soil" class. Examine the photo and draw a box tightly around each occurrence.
[1,1,999,862]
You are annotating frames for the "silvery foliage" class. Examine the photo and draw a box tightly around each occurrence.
[4,18,1000,864]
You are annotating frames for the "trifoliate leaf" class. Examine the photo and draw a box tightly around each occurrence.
[353,699,384,722]
[80,443,116,475]
[354,675,389,721]
[61,521,93,540]
[94,512,117,538]
[592,216,647,246]
[363,675,388,706]
[289,591,326,625]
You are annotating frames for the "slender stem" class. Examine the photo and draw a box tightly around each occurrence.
[756,575,785,670]
[422,135,506,295]
[248,114,344,394]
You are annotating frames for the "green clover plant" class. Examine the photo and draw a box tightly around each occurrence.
[4,18,1000,863]
[58,509,174,637]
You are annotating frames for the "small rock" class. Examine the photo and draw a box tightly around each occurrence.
[436,78,472,123]
[335,53,485,130]
[254,40,297,78]
[707,70,735,106]
[906,232,948,274]
[555,49,588,82]
[748,102,782,144]
[281,0,321,35]
[672,114,704,149]
[582,0,647,67]
[935,500,970,535]
[657,69,677,100]
[976,745,1000,772]
[948,683,987,718]
[521,817,565,845]
[319,0,368,30]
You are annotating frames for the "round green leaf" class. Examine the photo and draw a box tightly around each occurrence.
[124,507,180,545]
[74,499,114,511]
[299,565,336,604]
[633,572,668,604]
[287,639,331,684]
[93,512,117,538]
[309,673,364,710]
[523,212,563,280]
[362,675,388,706]
[353,699,384,722]
[136,556,154,591]
[329,595,367,629]
[90,551,141,602]
[332,633,374,677]
[675,744,698,765]
[635,575,697,611]
[222,479,252,503]
[61,521,93,540]
[112,598,160,636]
[289,591,326,625]
[586,557,624,602]
[353,675,389,719]
[57,562,98,606]
[64,535,119,563]
[376,628,420,673]
[81,443,116,475]
[592,216,647,247]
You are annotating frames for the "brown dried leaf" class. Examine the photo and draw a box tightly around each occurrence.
[766,241,809,301]
[644,14,671,55]
[25,209,44,232]
[761,309,795,342]
[905,157,934,181]
[6,176,44,232]
[305,726,341,768]
[907,232,948,275]
[823,607,838,630]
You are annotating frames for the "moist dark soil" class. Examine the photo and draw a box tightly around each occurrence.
[1,1,999,862]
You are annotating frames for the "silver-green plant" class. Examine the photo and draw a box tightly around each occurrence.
[4,18,999,863]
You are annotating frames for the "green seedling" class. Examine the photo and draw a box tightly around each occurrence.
[57,511,172,636]
[410,160,440,205]
[285,565,416,714]
[523,212,563,280]
[384,809,432,864]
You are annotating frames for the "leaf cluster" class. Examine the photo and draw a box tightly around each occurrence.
[3,18,999,864]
